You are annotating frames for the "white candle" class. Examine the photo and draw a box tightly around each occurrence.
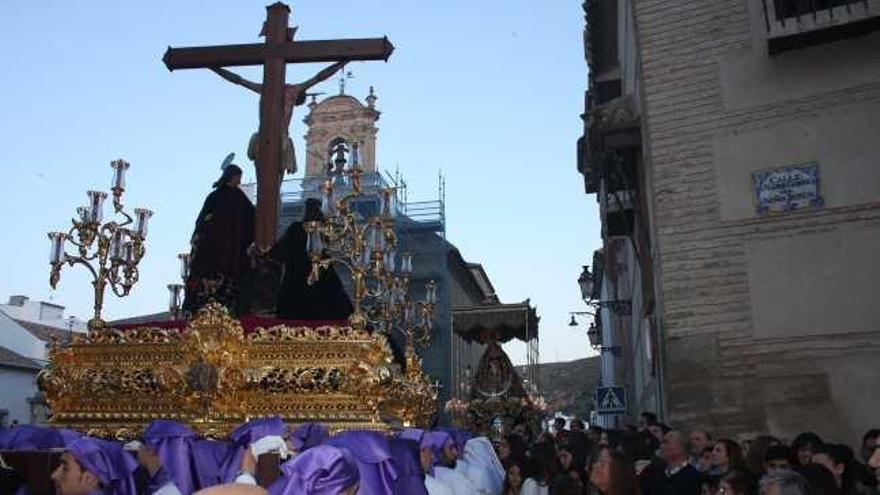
[110,159,130,191]
[426,280,437,304]
[424,282,431,305]
[351,141,360,168]
[48,232,67,264]
[87,191,107,224]
[385,250,396,272]
[402,253,413,275]
[321,183,335,217]
[306,232,315,254]
[134,208,153,237]
[109,229,126,261]
[167,284,183,312]
[178,253,191,280]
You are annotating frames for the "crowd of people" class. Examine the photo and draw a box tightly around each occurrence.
[0,414,878,495]
[496,413,880,495]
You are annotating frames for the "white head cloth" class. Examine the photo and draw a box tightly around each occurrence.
[458,437,504,494]
[424,473,454,495]
[250,435,291,459]
[434,465,478,494]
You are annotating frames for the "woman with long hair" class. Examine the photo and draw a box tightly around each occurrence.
[522,442,559,495]
[498,434,528,468]
[503,457,526,495]
[588,446,640,495]
[711,439,745,476]
[556,437,591,490]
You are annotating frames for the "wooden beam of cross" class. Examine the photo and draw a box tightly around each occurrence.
[163,2,394,250]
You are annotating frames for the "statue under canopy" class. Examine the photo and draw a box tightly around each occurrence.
[471,341,526,400]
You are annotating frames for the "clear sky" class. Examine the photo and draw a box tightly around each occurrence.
[0,0,600,365]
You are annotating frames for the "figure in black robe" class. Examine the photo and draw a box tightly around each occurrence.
[269,198,353,319]
[183,164,255,316]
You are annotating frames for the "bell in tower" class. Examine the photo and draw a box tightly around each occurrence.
[328,138,350,174]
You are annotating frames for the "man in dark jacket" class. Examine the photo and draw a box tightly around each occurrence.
[640,430,702,495]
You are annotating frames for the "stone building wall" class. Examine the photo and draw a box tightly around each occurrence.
[632,0,880,442]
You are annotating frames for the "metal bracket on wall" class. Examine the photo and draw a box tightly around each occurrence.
[599,346,622,357]
[597,299,632,316]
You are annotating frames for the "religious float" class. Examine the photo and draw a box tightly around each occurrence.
[41,155,437,439]
[37,1,439,435]
[450,304,545,438]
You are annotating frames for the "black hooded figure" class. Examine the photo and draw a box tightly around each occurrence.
[182,164,255,316]
[269,198,354,319]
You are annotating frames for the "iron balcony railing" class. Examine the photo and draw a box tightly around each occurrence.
[762,0,879,38]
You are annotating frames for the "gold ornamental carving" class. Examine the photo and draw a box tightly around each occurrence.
[39,304,436,439]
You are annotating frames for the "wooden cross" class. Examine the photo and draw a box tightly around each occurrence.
[163,2,394,249]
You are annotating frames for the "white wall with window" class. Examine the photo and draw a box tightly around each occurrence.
[0,367,39,426]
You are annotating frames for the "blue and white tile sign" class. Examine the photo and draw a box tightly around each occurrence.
[752,162,823,215]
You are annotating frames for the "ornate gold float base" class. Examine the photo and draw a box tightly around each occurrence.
[38,304,436,439]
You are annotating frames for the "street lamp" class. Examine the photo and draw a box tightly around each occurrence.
[576,264,632,317]
[569,311,598,346]
[570,312,619,354]
[577,265,593,302]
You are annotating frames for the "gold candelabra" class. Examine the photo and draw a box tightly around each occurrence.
[304,142,436,348]
[48,159,152,331]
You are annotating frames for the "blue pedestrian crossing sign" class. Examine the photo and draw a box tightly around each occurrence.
[595,386,626,415]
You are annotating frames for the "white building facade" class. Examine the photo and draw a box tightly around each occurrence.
[0,296,87,425]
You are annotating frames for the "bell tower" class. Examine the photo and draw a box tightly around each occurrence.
[302,87,380,184]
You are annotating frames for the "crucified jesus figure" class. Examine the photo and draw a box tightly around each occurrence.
[210,60,347,177]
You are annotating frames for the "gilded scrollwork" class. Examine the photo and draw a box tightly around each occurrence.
[85,326,181,344]
[40,303,437,438]
[247,324,371,342]
[249,366,345,394]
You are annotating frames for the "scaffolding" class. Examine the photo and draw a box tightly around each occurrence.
[251,168,446,237]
